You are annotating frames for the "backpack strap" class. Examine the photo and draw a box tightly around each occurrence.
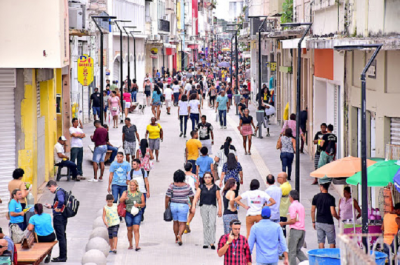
[130,169,134,180]
[141,168,146,180]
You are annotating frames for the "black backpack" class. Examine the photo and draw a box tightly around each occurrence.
[130,168,146,181]
[57,189,80,218]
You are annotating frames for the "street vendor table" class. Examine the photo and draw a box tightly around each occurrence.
[16,241,57,265]
[343,224,382,245]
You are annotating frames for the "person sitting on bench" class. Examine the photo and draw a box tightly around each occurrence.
[54,136,78,181]
[0,227,14,263]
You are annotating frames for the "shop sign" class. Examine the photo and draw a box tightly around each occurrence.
[151,48,159,55]
[77,54,94,86]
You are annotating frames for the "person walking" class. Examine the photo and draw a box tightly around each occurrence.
[220,154,243,197]
[108,91,122,128]
[151,85,162,120]
[136,139,154,176]
[217,220,252,265]
[278,172,292,237]
[164,84,173,115]
[188,94,201,132]
[215,137,237,177]
[234,179,276,238]
[172,80,181,106]
[54,136,79,181]
[279,190,308,265]
[312,123,328,185]
[198,115,214,155]
[123,88,132,118]
[215,90,229,129]
[277,128,296,181]
[280,114,305,143]
[165,170,194,246]
[178,94,189,137]
[186,130,202,174]
[191,172,222,249]
[69,118,85,180]
[120,180,145,251]
[209,83,217,108]
[130,159,150,221]
[265,174,282,223]
[143,78,153,106]
[196,147,214,182]
[238,108,257,155]
[184,163,199,234]
[131,79,138,102]
[90,120,108,182]
[249,206,289,265]
[102,194,120,254]
[222,179,238,234]
[122,117,140,163]
[311,183,339,248]
[107,152,131,203]
[44,180,68,262]
[238,97,247,119]
[145,117,163,162]
[90,87,101,120]
[317,124,338,184]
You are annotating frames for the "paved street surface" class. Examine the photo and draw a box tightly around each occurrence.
[0,92,340,264]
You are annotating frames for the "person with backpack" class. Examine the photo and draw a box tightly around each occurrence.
[317,124,338,184]
[130,159,150,221]
[44,180,68,262]
[108,152,131,203]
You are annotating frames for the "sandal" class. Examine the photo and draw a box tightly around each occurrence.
[128,246,133,250]
[135,247,141,251]
[177,235,182,246]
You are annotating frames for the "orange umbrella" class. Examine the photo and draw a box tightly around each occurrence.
[310,156,377,178]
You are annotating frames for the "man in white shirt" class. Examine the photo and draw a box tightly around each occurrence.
[164,85,173,115]
[234,179,276,238]
[69,118,85,179]
[265,174,282,223]
[185,80,192,95]
[54,136,79,181]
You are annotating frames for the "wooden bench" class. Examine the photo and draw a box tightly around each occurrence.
[88,145,113,162]
[16,241,57,265]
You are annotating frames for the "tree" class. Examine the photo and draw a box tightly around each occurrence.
[281,0,293,24]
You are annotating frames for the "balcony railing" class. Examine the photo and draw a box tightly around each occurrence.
[158,19,170,32]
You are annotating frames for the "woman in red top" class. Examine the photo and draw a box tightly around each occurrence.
[123,88,132,118]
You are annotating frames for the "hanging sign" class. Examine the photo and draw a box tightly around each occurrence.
[77,54,94,86]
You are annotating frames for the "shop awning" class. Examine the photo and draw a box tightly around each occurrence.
[281,38,308,49]
[187,44,198,50]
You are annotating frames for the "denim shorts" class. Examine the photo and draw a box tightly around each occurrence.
[108,224,119,239]
[93,145,107,163]
[92,107,101,115]
[170,202,189,222]
[125,211,142,227]
[316,222,336,244]
[152,101,162,106]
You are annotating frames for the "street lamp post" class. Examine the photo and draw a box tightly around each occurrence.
[92,15,117,125]
[114,20,131,123]
[129,30,141,80]
[334,44,382,251]
[227,24,241,98]
[123,26,137,94]
[280,22,312,196]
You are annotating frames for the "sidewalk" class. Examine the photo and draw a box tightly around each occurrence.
[0,92,340,265]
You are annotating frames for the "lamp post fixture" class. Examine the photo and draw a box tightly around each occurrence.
[227,24,241,96]
[123,26,137,92]
[114,20,131,123]
[334,44,382,251]
[91,15,117,125]
[280,22,312,197]
[129,30,142,81]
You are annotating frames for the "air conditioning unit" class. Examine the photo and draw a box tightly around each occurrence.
[69,6,84,30]
[154,35,161,41]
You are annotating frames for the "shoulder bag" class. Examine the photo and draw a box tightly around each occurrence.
[276,136,282,150]
[117,201,126,217]
[164,185,173,222]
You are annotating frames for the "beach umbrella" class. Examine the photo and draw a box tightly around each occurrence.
[346,160,400,187]
[310,156,377,178]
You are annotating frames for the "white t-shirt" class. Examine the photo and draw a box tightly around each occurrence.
[241,190,271,216]
[188,100,200,114]
[185,83,192,94]
[69,127,84,148]
[178,101,189,116]
[172,85,180,93]
[185,174,196,194]
[130,169,148,193]
[54,142,64,164]
[164,88,173,101]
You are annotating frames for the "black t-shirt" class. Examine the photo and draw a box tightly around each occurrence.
[238,103,247,113]
[240,115,253,125]
[132,83,138,92]
[199,184,220,206]
[190,89,198,96]
[90,92,101,107]
[312,192,336,224]
[314,131,324,155]
[198,122,213,140]
[321,133,337,155]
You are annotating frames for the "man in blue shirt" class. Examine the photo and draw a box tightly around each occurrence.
[248,206,289,265]
[215,90,229,129]
[195,147,214,180]
[265,175,282,223]
[108,152,131,203]
[45,180,68,262]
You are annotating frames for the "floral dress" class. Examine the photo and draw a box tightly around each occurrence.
[137,148,152,171]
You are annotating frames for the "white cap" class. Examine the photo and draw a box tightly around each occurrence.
[60,136,67,141]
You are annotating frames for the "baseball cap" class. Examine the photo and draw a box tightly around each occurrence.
[261,206,271,218]
[60,136,67,141]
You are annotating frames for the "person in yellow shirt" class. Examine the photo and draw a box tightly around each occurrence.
[278,172,292,237]
[145,117,163,162]
[186,130,202,174]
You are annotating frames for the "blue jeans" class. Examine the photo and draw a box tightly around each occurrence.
[170,202,189,222]
[111,185,127,203]
[131,91,137,102]
[257,263,278,265]
[218,110,227,126]
[93,145,107,163]
[190,113,199,132]
[92,107,101,116]
[107,145,118,163]
[57,160,78,179]
[174,92,180,104]
[188,160,196,174]
[70,147,83,176]
[280,152,294,179]
[180,115,188,135]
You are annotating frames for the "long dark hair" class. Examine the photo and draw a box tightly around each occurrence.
[140,139,148,158]
[284,128,294,138]
[154,85,161,95]
[224,137,232,157]
[227,153,237,170]
[223,178,236,195]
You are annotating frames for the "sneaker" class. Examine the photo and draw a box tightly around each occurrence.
[184,134,187,138]
[88,178,98,182]
[179,132,183,137]
[220,126,223,129]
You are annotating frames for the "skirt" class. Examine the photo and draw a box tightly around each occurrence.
[241,124,253,136]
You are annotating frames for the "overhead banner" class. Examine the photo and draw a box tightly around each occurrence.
[77,54,94,86]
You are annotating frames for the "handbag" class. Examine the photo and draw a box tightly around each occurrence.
[164,187,173,222]
[276,136,282,150]
[10,224,24,244]
[117,201,126,217]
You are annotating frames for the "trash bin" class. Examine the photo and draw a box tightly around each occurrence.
[256,110,264,125]
[234,94,240,105]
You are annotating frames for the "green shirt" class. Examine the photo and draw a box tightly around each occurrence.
[110,84,118,91]
[126,190,142,212]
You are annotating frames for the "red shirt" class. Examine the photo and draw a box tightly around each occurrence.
[218,234,252,265]
[91,127,109,147]
[247,82,251,92]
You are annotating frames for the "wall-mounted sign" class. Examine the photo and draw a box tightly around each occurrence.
[77,54,94,86]
[151,48,158,55]
[270,62,277,72]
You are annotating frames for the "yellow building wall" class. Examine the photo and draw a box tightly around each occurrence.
[18,69,38,196]
[55,69,63,138]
